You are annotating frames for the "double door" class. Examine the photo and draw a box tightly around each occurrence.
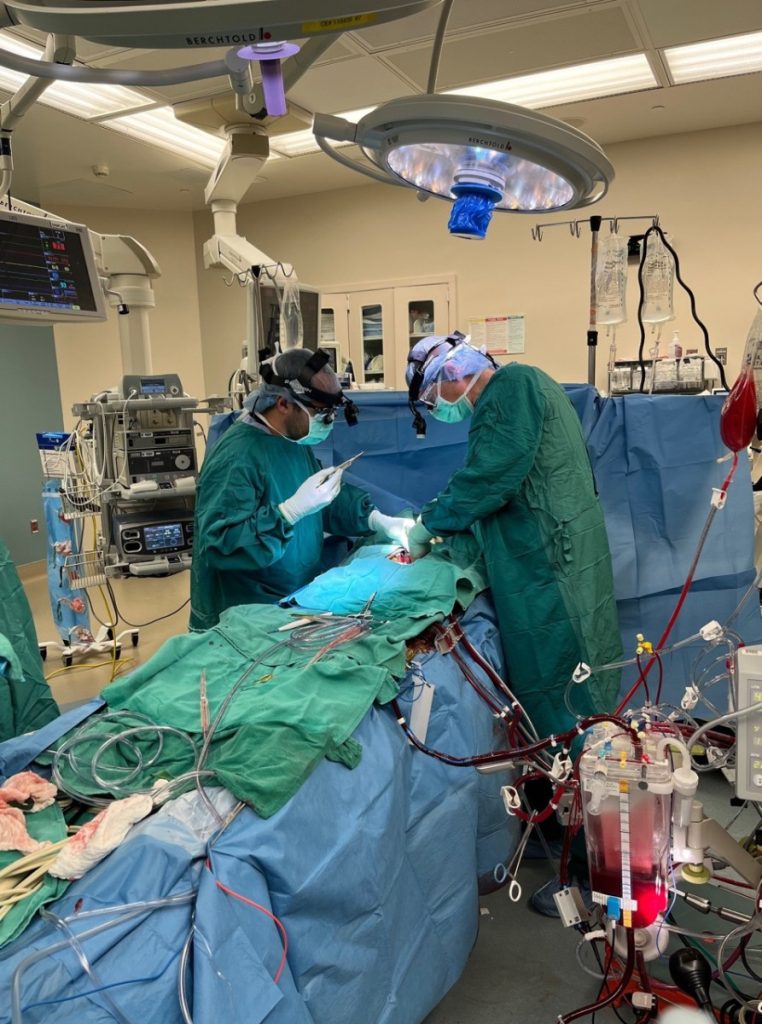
[321,282,453,390]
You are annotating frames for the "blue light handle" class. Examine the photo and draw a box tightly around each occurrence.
[448,181,502,239]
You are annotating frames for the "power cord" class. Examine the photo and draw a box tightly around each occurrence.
[105,580,190,629]
[637,225,729,392]
[84,590,115,630]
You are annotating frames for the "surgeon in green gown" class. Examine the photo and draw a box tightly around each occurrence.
[406,334,622,740]
[191,348,412,630]
[0,536,59,740]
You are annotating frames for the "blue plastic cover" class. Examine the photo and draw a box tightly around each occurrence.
[0,598,517,1024]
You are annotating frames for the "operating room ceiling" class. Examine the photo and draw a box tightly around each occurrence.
[3,0,761,210]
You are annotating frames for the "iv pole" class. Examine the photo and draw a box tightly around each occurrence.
[587,215,602,387]
[531,214,660,387]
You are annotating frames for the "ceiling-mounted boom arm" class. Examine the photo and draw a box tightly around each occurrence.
[91,232,161,374]
[203,123,297,380]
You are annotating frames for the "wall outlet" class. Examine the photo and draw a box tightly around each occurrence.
[29,519,39,534]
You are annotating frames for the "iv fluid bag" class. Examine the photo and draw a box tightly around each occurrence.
[279,273,303,350]
[596,234,628,325]
[642,233,675,324]
[721,308,762,452]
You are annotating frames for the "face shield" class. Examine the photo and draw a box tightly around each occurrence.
[406,332,465,436]
[407,333,495,434]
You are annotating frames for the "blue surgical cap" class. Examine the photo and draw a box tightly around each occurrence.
[407,335,492,397]
[244,388,280,414]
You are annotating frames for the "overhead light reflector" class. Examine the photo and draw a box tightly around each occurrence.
[0,0,442,50]
[314,95,613,239]
[664,30,762,84]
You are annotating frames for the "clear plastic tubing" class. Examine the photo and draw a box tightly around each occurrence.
[12,892,194,1024]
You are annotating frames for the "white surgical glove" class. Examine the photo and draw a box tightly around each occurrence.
[408,518,435,560]
[368,510,415,551]
[278,467,344,525]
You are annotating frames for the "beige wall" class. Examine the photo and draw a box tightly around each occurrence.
[52,206,206,425]
[45,121,762,412]
[194,121,762,396]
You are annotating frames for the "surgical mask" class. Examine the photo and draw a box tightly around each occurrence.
[253,399,334,445]
[295,400,334,446]
[431,394,473,423]
[430,370,484,424]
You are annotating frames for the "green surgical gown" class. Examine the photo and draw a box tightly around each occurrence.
[0,537,59,741]
[190,418,374,630]
[421,365,622,737]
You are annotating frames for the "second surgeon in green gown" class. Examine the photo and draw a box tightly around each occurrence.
[190,348,413,630]
[406,334,622,739]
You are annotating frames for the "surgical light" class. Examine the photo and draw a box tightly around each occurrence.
[313,95,614,240]
[0,0,442,49]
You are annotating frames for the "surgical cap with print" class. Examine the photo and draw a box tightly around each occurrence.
[406,335,493,400]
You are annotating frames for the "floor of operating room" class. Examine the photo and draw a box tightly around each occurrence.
[21,567,761,1023]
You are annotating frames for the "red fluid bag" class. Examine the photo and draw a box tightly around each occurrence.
[720,369,757,452]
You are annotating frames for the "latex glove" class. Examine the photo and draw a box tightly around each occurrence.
[408,518,435,560]
[368,510,415,551]
[278,467,344,525]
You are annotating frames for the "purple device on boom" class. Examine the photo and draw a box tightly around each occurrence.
[238,41,301,117]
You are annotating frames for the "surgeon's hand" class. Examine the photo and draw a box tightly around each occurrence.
[278,467,344,525]
[368,510,415,551]
[408,518,435,560]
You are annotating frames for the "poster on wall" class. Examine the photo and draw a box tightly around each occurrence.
[468,314,525,355]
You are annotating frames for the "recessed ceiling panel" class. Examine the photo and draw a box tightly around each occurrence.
[637,0,762,48]
[288,55,410,113]
[385,6,640,90]
[355,0,615,52]
[314,39,356,63]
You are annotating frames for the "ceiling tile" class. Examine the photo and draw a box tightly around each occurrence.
[288,55,410,113]
[384,6,640,90]
[354,0,615,51]
[315,39,356,63]
[636,0,762,48]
